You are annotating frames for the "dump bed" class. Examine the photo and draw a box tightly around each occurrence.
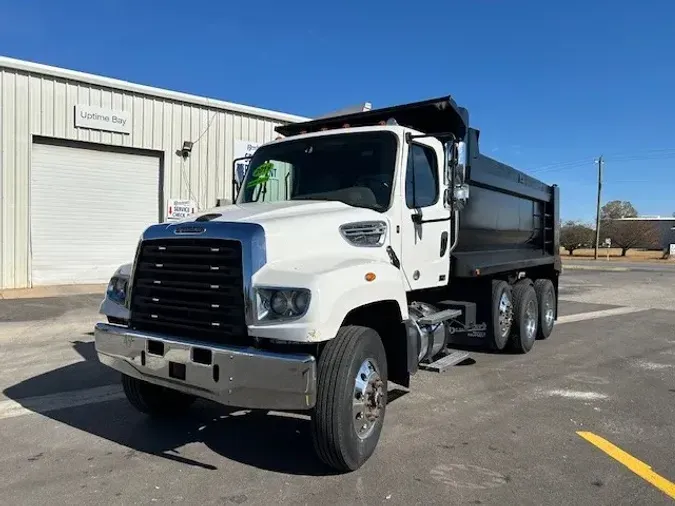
[451,141,561,278]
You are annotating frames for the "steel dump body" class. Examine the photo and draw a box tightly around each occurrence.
[452,145,560,278]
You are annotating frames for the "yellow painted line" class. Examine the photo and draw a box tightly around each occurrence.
[577,431,675,500]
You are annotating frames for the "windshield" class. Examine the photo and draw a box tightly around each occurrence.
[236,131,398,211]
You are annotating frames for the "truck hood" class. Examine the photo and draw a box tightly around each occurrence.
[176,200,391,264]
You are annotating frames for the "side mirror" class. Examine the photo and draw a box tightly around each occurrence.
[231,155,252,201]
[443,142,456,186]
[443,140,469,210]
[455,141,467,184]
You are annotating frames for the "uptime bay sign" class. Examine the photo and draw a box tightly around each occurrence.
[74,104,131,134]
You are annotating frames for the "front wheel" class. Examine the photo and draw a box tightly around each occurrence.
[310,325,388,472]
[121,374,196,416]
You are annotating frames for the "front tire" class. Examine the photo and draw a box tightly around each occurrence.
[310,325,388,472]
[121,374,196,416]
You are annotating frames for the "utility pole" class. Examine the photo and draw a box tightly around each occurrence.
[593,156,603,260]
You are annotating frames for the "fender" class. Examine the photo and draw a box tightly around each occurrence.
[248,256,408,343]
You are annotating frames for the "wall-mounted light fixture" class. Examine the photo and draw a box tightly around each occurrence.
[180,141,193,158]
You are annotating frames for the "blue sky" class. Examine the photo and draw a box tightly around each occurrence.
[2,0,674,222]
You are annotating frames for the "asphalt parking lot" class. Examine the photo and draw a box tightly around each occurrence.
[0,267,674,505]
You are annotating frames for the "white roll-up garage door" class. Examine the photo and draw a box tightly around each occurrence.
[30,142,160,286]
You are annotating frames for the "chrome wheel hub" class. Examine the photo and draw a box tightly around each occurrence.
[498,292,513,338]
[543,291,555,327]
[353,359,385,440]
[525,299,537,340]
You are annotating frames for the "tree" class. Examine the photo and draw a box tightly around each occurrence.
[560,220,594,255]
[603,220,660,256]
[600,200,638,220]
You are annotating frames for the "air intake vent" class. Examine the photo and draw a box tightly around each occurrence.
[339,221,387,247]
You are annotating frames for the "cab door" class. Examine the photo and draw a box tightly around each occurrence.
[399,139,451,290]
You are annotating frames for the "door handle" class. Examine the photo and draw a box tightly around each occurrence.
[440,231,449,256]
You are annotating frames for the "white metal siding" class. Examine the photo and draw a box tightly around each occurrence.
[30,143,160,285]
[0,61,304,289]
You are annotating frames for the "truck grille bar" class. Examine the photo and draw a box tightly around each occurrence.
[129,238,248,346]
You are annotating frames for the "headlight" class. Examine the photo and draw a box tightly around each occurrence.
[256,287,311,321]
[339,221,387,247]
[106,275,128,305]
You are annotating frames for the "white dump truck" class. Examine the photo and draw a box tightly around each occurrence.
[95,95,561,472]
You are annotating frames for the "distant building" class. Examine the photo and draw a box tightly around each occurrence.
[614,216,675,250]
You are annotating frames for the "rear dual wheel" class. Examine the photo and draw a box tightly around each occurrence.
[488,280,514,351]
[509,281,539,353]
[534,278,556,339]
[488,278,555,354]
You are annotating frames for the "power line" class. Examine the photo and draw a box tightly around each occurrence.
[527,147,675,176]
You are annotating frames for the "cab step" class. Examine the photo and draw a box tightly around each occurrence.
[419,349,470,373]
[417,308,462,326]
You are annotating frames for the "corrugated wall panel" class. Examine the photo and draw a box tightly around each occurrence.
[169,103,183,201]
[29,77,41,133]
[152,99,163,150]
[111,91,125,146]
[14,72,30,285]
[88,87,102,144]
[217,112,226,199]
[64,81,77,139]
[0,66,298,289]
[224,113,234,199]
[42,78,54,136]
[0,71,6,288]
[100,88,113,145]
[205,110,218,208]
[1,70,17,289]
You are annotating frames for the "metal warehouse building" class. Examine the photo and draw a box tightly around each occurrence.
[0,56,307,290]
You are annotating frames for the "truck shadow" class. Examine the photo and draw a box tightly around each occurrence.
[3,339,407,476]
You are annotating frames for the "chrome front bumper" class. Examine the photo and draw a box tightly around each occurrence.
[94,323,317,410]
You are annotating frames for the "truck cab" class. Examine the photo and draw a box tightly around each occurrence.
[95,95,560,473]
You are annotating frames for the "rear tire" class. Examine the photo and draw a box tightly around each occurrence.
[310,325,388,472]
[510,281,538,354]
[534,279,556,339]
[121,374,196,416]
[487,280,513,351]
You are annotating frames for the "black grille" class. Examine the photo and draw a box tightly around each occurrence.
[129,238,247,345]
